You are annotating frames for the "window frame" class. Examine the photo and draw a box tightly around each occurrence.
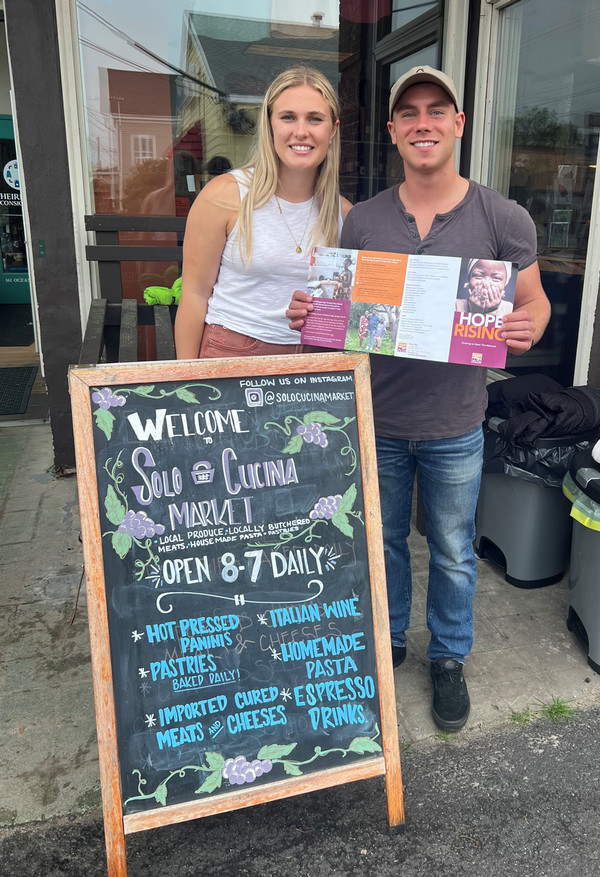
[130,133,157,166]
[365,0,469,199]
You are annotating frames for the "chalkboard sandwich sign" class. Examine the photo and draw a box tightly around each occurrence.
[69,352,404,876]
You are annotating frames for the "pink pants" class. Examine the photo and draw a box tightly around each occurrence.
[199,323,315,358]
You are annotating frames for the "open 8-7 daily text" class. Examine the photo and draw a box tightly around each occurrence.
[300,247,518,369]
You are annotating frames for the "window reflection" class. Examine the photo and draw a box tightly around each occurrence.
[391,1,439,32]
[77,1,342,298]
[79,3,342,218]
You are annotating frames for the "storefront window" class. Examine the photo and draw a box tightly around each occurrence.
[76,2,448,303]
[488,0,600,385]
[78,2,344,215]
[76,0,343,298]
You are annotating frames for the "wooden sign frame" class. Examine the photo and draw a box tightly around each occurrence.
[69,352,404,876]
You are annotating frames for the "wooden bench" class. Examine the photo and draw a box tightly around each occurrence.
[78,297,179,364]
[79,214,186,365]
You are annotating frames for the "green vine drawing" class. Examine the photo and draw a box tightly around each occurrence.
[249,481,364,550]
[123,731,382,808]
[91,382,222,441]
[247,408,363,549]
[101,450,162,580]
[265,410,358,476]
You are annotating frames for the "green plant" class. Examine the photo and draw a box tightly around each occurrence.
[509,698,577,727]
[510,707,533,726]
[435,731,453,743]
[537,697,576,723]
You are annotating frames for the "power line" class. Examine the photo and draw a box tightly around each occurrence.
[77,1,227,98]
[79,36,158,74]
[126,40,227,97]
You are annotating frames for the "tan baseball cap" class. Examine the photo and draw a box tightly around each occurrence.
[389,65,459,118]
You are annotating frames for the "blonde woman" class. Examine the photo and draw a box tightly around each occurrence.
[175,66,352,359]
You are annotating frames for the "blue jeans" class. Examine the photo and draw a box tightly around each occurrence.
[376,426,484,663]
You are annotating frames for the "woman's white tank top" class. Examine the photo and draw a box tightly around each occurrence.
[205,169,342,344]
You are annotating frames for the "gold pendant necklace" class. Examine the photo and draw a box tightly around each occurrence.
[274,195,314,254]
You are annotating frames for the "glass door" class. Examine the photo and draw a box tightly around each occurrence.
[487,0,600,386]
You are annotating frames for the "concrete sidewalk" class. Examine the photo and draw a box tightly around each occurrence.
[1,422,599,834]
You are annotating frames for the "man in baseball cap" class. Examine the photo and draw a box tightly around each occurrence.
[389,65,459,117]
[287,65,550,735]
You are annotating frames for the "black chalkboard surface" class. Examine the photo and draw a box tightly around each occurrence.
[70,354,403,875]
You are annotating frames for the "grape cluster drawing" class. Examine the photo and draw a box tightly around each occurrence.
[118,510,165,540]
[310,494,342,520]
[269,409,357,474]
[296,421,328,447]
[222,755,273,785]
[92,387,126,410]
[101,450,165,578]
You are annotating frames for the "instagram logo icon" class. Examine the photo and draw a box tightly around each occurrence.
[245,387,264,407]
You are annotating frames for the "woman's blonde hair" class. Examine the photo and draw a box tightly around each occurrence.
[237,66,341,264]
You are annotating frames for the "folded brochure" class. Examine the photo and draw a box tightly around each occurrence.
[300,247,518,368]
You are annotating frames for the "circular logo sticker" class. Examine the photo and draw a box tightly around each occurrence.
[3,159,20,190]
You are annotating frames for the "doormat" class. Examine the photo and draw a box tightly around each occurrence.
[0,305,34,346]
[0,367,38,416]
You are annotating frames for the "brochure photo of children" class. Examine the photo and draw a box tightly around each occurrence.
[307,247,356,301]
[346,303,397,355]
[455,258,517,317]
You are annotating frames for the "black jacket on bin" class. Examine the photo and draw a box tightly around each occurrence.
[487,375,600,446]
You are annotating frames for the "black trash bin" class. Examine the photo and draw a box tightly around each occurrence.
[475,417,593,587]
[564,447,600,673]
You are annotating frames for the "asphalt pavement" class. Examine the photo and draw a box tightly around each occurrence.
[1,707,600,876]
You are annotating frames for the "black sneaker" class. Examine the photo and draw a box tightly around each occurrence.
[430,658,470,732]
[392,646,407,667]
